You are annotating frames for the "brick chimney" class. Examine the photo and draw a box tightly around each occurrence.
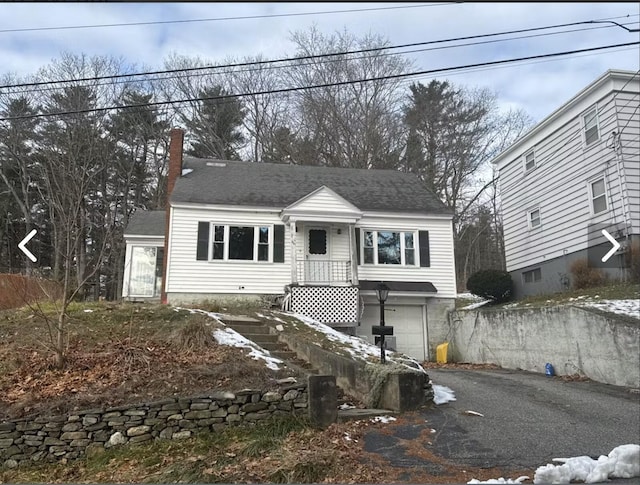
[161,128,184,304]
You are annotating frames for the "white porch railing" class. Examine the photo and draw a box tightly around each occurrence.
[296,260,352,285]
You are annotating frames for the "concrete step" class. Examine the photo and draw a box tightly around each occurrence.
[226,324,271,335]
[259,342,290,352]
[337,409,396,423]
[243,334,279,344]
[271,350,297,360]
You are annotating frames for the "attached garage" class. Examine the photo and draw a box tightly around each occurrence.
[357,303,427,361]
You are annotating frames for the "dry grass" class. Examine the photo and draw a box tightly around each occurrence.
[569,258,608,289]
[0,303,295,420]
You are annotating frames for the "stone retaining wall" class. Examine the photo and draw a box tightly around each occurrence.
[0,384,308,469]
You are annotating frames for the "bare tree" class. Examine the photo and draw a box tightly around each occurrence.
[286,26,410,168]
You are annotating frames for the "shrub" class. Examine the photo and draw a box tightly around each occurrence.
[466,269,513,303]
[626,241,640,284]
[569,259,608,289]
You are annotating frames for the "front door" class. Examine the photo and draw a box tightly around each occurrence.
[305,226,330,283]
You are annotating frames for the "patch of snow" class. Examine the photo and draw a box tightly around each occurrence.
[176,307,283,370]
[457,292,484,300]
[338,403,356,410]
[283,312,427,372]
[83,309,94,313]
[255,312,266,318]
[577,299,640,319]
[467,477,529,484]
[461,300,490,310]
[371,416,397,424]
[213,328,283,371]
[433,384,456,405]
[181,168,194,176]
[533,444,640,484]
[343,432,352,441]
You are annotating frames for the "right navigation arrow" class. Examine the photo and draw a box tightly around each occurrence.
[601,229,621,263]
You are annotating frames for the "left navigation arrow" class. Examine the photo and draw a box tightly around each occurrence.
[18,229,37,262]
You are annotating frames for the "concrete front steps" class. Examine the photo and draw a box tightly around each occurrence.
[220,315,314,369]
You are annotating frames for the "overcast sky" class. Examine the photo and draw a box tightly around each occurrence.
[1,2,638,123]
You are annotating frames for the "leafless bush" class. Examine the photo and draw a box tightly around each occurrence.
[626,241,640,283]
[169,317,217,352]
[569,259,608,289]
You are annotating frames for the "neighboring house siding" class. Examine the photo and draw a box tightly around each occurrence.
[356,214,456,298]
[616,91,640,235]
[166,207,291,295]
[499,88,629,273]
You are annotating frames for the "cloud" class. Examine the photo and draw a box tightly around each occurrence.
[0,2,638,121]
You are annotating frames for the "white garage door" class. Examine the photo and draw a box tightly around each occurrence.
[358,304,426,360]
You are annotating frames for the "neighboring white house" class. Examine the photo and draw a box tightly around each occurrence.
[492,69,639,298]
[122,129,457,360]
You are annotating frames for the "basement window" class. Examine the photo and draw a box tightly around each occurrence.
[522,267,542,284]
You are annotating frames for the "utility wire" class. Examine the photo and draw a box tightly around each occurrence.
[2,41,638,122]
[1,14,636,90]
[5,20,638,97]
[0,3,460,34]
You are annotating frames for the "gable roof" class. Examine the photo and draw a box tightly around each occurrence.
[171,157,451,215]
[124,210,165,236]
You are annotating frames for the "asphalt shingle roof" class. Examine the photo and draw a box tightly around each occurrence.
[124,210,166,236]
[171,157,451,215]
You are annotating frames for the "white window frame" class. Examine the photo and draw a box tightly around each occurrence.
[208,224,273,263]
[523,149,536,172]
[582,105,600,147]
[527,207,541,230]
[360,229,418,266]
[588,177,608,215]
[522,267,542,284]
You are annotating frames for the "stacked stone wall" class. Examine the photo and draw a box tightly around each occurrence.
[1,385,307,469]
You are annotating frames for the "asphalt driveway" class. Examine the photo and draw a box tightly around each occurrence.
[364,368,640,482]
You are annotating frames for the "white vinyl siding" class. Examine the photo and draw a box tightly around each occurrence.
[616,91,640,235]
[496,81,636,272]
[166,207,290,295]
[357,215,456,298]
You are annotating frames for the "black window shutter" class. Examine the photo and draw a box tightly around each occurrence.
[274,225,285,263]
[355,228,361,265]
[419,230,430,267]
[196,222,209,261]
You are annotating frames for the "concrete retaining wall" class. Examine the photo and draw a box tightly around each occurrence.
[447,305,640,388]
[0,385,307,469]
[277,331,431,410]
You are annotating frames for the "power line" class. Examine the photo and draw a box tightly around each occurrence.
[0,3,459,34]
[6,20,638,97]
[2,15,637,90]
[2,41,638,122]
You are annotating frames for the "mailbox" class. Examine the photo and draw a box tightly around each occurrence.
[372,325,394,336]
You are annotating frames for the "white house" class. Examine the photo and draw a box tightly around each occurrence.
[491,69,639,297]
[123,129,457,360]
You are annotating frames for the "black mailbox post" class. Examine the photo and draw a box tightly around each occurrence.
[372,282,392,363]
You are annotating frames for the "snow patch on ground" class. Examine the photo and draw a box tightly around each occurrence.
[433,384,456,405]
[83,309,94,313]
[176,307,283,370]
[467,477,529,484]
[371,416,397,424]
[461,300,491,310]
[457,292,484,300]
[533,444,640,484]
[576,299,639,319]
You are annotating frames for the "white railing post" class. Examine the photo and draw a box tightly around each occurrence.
[290,221,297,284]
